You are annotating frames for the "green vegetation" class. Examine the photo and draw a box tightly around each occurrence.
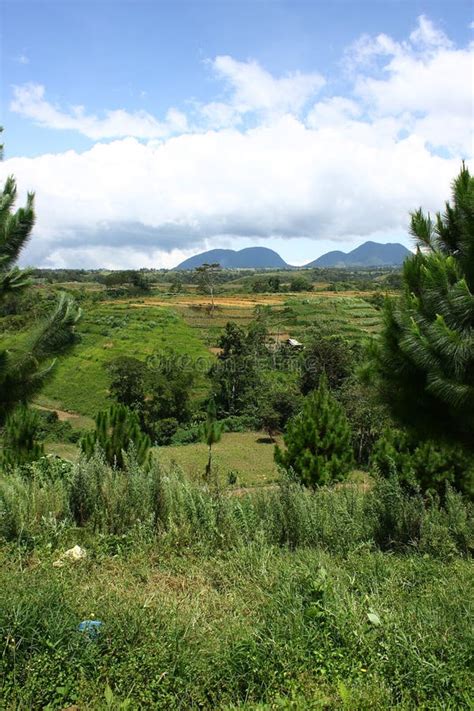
[160,431,282,487]
[1,164,473,708]
[275,376,354,487]
[81,404,151,469]
[38,302,210,416]
[0,406,44,470]
[0,454,472,709]
[201,398,223,480]
[372,428,474,498]
[371,163,474,449]
[0,133,80,422]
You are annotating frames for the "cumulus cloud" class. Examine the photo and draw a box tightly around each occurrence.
[345,16,472,154]
[200,56,325,124]
[4,15,473,268]
[4,119,460,268]
[10,83,188,140]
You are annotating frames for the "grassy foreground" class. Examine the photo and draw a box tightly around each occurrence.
[0,455,473,709]
[1,543,472,710]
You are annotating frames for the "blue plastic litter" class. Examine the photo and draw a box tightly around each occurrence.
[78,619,103,638]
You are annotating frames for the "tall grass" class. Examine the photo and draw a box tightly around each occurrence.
[1,453,472,558]
[0,455,472,708]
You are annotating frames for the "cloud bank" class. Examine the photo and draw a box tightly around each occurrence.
[4,16,473,268]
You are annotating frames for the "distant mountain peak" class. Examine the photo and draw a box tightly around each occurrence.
[305,241,411,268]
[174,247,289,270]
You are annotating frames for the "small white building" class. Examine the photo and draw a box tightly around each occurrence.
[286,338,303,349]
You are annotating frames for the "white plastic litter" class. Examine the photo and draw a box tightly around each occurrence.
[53,545,87,567]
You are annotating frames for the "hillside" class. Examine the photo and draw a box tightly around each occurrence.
[175,241,410,270]
[175,247,289,270]
[307,241,411,267]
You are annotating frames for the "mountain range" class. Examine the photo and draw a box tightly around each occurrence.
[174,241,412,270]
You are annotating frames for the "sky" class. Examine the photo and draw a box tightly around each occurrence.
[1,0,473,269]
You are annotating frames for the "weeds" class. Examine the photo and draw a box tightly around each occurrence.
[1,454,472,558]
[0,456,472,708]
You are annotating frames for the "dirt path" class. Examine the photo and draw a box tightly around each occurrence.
[107,296,287,308]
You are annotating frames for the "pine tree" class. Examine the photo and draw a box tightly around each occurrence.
[0,129,81,423]
[202,398,222,481]
[0,406,44,471]
[369,163,474,449]
[275,375,353,488]
[81,404,151,469]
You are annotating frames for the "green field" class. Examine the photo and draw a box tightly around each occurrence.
[37,301,212,416]
[44,431,283,486]
[159,431,283,487]
[26,291,383,418]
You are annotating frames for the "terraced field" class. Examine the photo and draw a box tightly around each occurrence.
[30,291,382,417]
[37,301,211,416]
[116,292,383,347]
[281,296,383,342]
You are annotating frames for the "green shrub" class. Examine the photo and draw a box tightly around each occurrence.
[151,417,179,445]
[220,414,259,432]
[171,424,202,445]
[371,428,474,498]
[1,453,472,560]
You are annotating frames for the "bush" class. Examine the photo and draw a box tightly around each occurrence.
[0,407,44,471]
[171,424,202,445]
[338,379,388,465]
[81,404,151,469]
[371,428,474,498]
[36,410,80,444]
[152,417,179,445]
[220,414,259,432]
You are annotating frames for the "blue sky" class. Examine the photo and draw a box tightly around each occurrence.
[1,0,473,268]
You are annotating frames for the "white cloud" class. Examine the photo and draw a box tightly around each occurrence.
[3,119,462,268]
[4,15,473,268]
[408,15,453,50]
[10,84,188,140]
[204,55,325,119]
[342,16,474,155]
[15,54,30,65]
[306,97,362,129]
